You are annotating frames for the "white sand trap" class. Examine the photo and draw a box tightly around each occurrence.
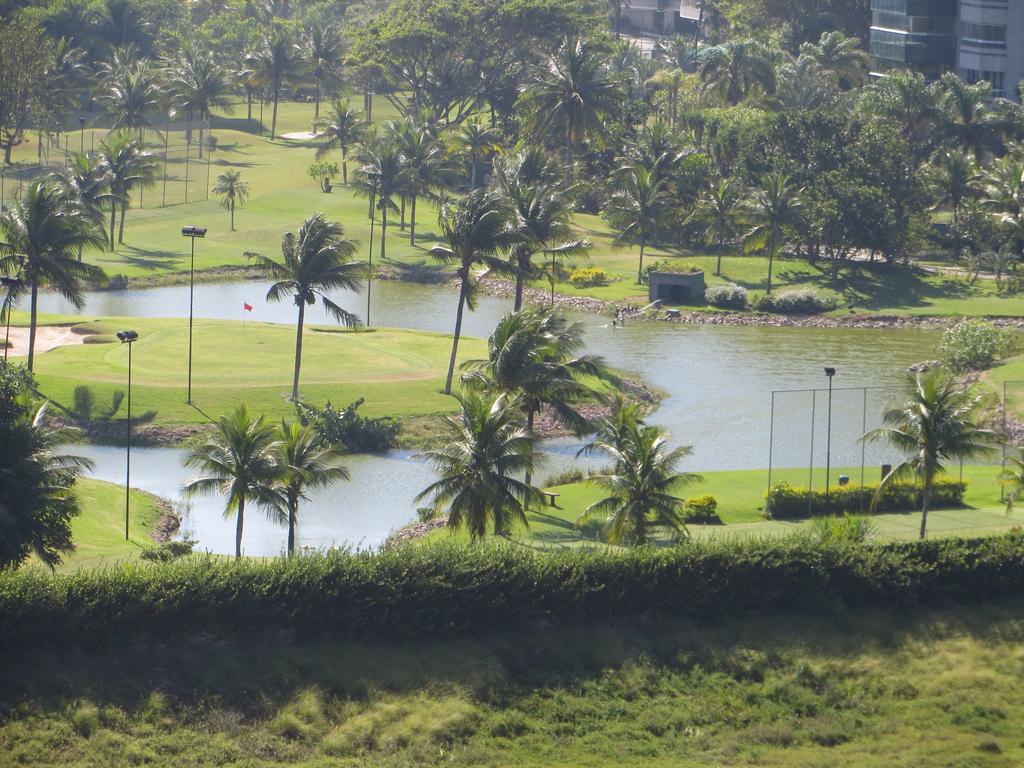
[3,326,87,357]
[280,130,321,140]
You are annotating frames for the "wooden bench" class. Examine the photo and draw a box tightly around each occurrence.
[541,491,560,508]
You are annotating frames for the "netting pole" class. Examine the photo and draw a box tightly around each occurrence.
[184,117,191,204]
[161,117,168,208]
[860,386,867,514]
[767,390,776,499]
[808,389,816,516]
[1002,381,1007,503]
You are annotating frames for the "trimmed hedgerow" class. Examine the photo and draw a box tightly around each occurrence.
[1,535,1023,650]
[765,479,966,520]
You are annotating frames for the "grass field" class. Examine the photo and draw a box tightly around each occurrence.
[20,316,486,430]
[5,100,1024,317]
[3,599,1024,766]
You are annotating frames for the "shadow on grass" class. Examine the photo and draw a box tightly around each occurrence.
[106,248,182,271]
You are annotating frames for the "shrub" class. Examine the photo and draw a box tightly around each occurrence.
[307,161,340,193]
[72,385,95,420]
[82,334,116,344]
[645,260,703,276]
[754,289,837,315]
[705,284,748,309]
[684,495,720,523]
[938,319,1016,372]
[542,467,585,487]
[298,398,398,453]
[139,539,197,563]
[569,267,615,287]
[807,515,877,545]
[765,479,966,520]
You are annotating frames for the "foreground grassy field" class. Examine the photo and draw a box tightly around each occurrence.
[3,600,1024,766]
[19,316,486,430]
[6,100,1024,317]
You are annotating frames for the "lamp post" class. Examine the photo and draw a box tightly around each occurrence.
[181,226,207,404]
[78,116,85,154]
[824,367,836,498]
[366,172,379,327]
[1,276,23,362]
[117,330,139,540]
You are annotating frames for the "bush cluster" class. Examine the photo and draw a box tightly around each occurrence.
[3,534,1023,650]
[937,319,1016,372]
[765,479,966,520]
[705,284,748,309]
[297,398,398,453]
[568,267,615,287]
[684,495,720,523]
[753,289,837,314]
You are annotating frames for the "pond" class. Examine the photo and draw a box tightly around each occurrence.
[40,279,938,553]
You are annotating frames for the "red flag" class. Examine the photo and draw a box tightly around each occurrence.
[243,302,253,312]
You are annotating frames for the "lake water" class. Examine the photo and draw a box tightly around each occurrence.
[39,279,938,554]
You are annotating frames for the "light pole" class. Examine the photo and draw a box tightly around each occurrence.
[78,116,85,154]
[1,276,23,362]
[117,330,139,541]
[824,367,836,498]
[366,172,379,327]
[181,226,207,404]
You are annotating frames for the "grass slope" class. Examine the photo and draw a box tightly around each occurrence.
[2,600,1024,766]
[22,317,485,428]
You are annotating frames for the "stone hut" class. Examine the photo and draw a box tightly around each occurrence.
[647,270,705,304]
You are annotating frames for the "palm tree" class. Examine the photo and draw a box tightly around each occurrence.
[431,191,515,394]
[273,418,349,557]
[50,152,113,260]
[97,131,157,247]
[741,172,803,294]
[394,123,444,245]
[578,415,700,545]
[314,100,363,184]
[928,149,977,258]
[302,22,344,122]
[998,449,1024,513]
[799,31,868,90]
[97,54,159,137]
[689,176,742,275]
[462,308,611,489]
[934,73,1020,161]
[521,36,621,173]
[700,40,777,105]
[213,169,250,231]
[864,368,997,539]
[0,180,106,371]
[773,55,837,111]
[164,43,233,159]
[246,213,362,401]
[355,142,404,261]
[608,164,673,284]
[244,31,301,140]
[414,390,543,540]
[184,404,281,558]
[857,69,939,169]
[452,117,500,189]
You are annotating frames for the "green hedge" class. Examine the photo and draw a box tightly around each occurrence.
[2,535,1023,649]
[765,479,966,520]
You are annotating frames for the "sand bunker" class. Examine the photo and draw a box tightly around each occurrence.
[280,130,321,140]
[3,326,87,357]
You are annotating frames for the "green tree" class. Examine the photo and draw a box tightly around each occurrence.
[934,73,1021,161]
[0,180,105,371]
[688,176,742,275]
[928,149,977,258]
[355,142,404,261]
[97,131,157,248]
[97,53,159,137]
[164,42,233,159]
[431,190,515,394]
[577,409,700,545]
[0,19,51,165]
[394,122,444,245]
[272,418,349,557]
[302,22,344,122]
[212,169,250,231]
[314,100,364,184]
[184,404,282,559]
[452,117,500,189]
[608,164,673,284]
[0,363,92,570]
[741,172,804,294]
[414,390,543,540]
[799,31,868,90]
[864,368,997,539]
[699,40,777,106]
[247,213,362,401]
[51,152,113,260]
[244,31,301,140]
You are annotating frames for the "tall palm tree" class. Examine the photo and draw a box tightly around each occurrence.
[213,169,250,231]
[521,36,621,173]
[314,100,364,184]
[699,40,777,105]
[97,131,157,247]
[272,418,349,557]
[302,22,344,122]
[688,176,742,275]
[453,117,500,189]
[164,43,233,159]
[934,73,1020,161]
[394,123,444,245]
[608,164,673,284]
[246,213,362,401]
[50,152,113,260]
[741,172,803,294]
[928,149,977,258]
[799,31,868,90]
[414,390,543,540]
[577,414,700,545]
[857,69,939,169]
[0,180,106,371]
[355,142,404,261]
[431,191,515,394]
[462,308,612,489]
[184,404,281,558]
[97,54,159,137]
[244,31,301,140]
[864,368,997,539]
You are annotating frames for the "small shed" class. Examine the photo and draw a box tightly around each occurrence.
[648,270,705,305]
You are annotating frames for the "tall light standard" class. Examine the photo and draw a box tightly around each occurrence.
[1,276,23,362]
[365,172,379,327]
[78,116,85,154]
[181,226,207,404]
[824,367,836,498]
[117,330,139,541]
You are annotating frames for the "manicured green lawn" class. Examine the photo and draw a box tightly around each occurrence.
[21,316,484,428]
